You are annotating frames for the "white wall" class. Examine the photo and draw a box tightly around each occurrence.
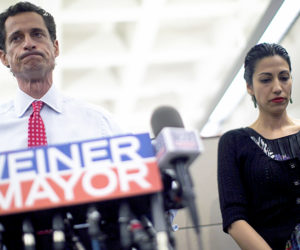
[173,137,239,250]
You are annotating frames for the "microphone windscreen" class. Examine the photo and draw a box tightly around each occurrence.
[151,106,184,137]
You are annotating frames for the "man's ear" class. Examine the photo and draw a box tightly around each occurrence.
[0,50,9,68]
[53,40,59,57]
[246,83,254,96]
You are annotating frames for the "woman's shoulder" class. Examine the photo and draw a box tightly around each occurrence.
[280,117,300,138]
[218,128,252,148]
[291,118,300,129]
[220,127,250,139]
[218,128,254,157]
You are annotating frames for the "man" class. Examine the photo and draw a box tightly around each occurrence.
[0,2,123,249]
[0,1,122,153]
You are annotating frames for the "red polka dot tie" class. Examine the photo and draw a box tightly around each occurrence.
[28,101,47,147]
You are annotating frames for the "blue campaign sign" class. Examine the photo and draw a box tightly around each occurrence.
[0,133,155,181]
[0,133,162,215]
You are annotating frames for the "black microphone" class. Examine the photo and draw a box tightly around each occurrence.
[0,223,7,250]
[151,106,203,170]
[140,215,156,240]
[52,214,65,250]
[129,218,154,250]
[87,207,107,250]
[151,105,203,250]
[118,201,132,250]
[22,219,36,250]
[64,212,86,250]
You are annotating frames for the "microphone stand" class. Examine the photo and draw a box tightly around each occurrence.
[151,193,170,250]
[173,158,203,250]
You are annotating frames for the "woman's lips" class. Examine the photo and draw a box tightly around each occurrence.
[271,97,285,103]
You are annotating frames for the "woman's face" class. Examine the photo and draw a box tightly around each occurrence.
[247,55,292,115]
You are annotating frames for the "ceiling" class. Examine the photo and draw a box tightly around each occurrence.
[0,0,299,138]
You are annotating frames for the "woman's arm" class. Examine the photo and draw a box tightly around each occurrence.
[228,220,272,250]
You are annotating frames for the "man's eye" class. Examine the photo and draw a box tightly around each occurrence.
[11,36,21,42]
[33,32,42,37]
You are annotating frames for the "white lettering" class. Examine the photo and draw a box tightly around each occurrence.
[36,149,47,175]
[82,140,111,168]
[0,154,6,181]
[118,162,151,191]
[25,178,59,206]
[8,151,35,180]
[110,136,141,163]
[50,172,82,200]
[48,144,81,173]
[0,182,22,209]
[82,167,117,197]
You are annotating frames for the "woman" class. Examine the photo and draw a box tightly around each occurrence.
[218,43,300,250]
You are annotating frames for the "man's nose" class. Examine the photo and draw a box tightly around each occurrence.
[23,35,36,50]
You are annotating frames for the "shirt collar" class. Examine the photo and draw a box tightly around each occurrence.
[15,85,63,117]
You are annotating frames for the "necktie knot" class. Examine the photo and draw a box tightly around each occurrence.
[32,100,43,113]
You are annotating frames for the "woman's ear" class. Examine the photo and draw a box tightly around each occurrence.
[246,82,254,96]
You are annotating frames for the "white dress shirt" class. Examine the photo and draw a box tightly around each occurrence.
[0,86,123,152]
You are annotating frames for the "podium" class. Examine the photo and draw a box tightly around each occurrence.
[0,133,170,249]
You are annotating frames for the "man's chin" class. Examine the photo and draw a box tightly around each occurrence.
[14,68,49,81]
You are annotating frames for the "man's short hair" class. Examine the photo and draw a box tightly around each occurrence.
[0,1,56,51]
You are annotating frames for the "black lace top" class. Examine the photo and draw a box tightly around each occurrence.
[218,128,300,250]
[246,127,300,161]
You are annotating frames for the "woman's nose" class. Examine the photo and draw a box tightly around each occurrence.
[272,79,282,94]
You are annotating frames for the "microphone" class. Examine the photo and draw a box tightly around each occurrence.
[22,219,36,250]
[87,207,107,250]
[118,201,132,249]
[64,213,86,250]
[151,106,203,170]
[0,223,7,250]
[140,215,156,240]
[52,214,65,250]
[151,105,203,249]
[129,218,154,250]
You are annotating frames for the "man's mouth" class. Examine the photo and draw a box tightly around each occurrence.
[20,52,43,60]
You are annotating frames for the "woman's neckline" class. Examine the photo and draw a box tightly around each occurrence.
[246,127,300,141]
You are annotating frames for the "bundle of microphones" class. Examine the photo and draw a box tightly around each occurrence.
[0,106,203,250]
[0,204,159,250]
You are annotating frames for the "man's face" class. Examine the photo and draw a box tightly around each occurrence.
[0,11,59,80]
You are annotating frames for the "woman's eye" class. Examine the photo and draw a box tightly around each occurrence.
[280,75,290,81]
[260,78,270,83]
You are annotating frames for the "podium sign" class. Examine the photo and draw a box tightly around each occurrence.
[0,133,162,215]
